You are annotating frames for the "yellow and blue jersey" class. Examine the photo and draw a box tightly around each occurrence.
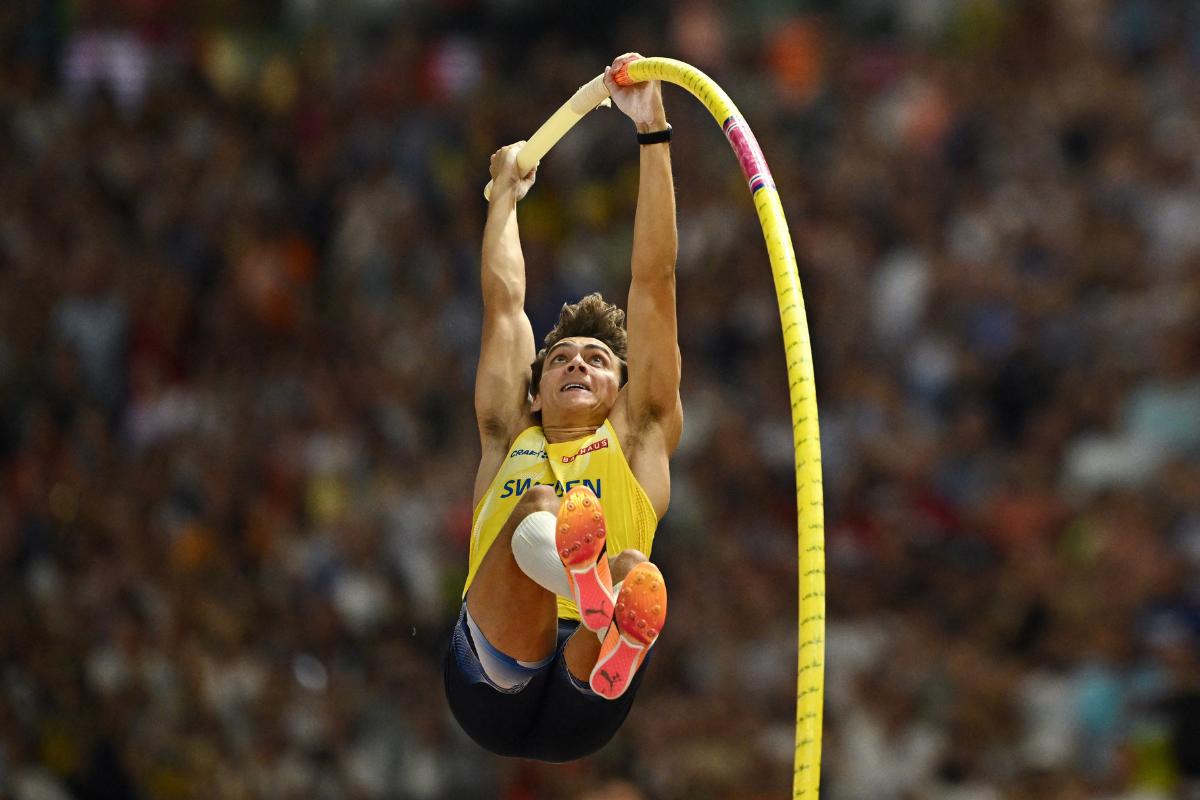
[464,420,658,621]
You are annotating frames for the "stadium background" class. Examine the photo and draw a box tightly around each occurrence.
[2,0,1200,798]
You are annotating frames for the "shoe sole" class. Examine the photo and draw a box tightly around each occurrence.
[590,561,666,700]
[556,487,612,633]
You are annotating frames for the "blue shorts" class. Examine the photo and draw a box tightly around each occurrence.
[443,604,651,762]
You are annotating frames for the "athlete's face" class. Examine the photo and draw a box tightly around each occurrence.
[532,337,622,425]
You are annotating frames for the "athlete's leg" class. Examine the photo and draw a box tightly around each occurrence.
[562,549,647,680]
[466,485,561,662]
[520,549,659,761]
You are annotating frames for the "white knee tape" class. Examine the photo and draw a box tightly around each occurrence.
[511,511,573,599]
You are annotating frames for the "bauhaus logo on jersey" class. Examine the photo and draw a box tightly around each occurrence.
[561,438,608,464]
[498,477,601,499]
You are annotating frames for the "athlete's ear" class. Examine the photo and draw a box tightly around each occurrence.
[530,392,542,413]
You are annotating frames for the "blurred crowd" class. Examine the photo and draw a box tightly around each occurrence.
[2,0,1200,798]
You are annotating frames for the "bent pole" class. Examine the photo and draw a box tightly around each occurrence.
[490,56,826,799]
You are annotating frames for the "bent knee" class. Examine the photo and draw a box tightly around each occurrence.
[610,549,648,583]
[515,484,559,516]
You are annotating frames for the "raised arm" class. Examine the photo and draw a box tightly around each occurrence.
[605,54,682,513]
[473,143,538,506]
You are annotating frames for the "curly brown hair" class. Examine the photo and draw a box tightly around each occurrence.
[529,293,629,398]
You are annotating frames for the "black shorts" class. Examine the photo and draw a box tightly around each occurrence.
[443,604,651,762]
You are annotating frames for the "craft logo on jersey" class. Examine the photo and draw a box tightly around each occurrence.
[509,447,547,460]
[561,438,608,464]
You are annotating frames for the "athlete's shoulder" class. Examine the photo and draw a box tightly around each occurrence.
[504,425,550,462]
[509,423,545,447]
[472,422,545,510]
[603,406,672,519]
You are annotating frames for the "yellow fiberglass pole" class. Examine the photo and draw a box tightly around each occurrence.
[622,57,827,800]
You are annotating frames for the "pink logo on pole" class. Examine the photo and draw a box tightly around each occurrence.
[723,116,774,194]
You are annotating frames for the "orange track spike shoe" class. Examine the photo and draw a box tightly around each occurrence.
[556,486,614,633]
[589,561,666,700]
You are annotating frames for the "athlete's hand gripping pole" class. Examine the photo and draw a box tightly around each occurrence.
[482,74,612,201]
